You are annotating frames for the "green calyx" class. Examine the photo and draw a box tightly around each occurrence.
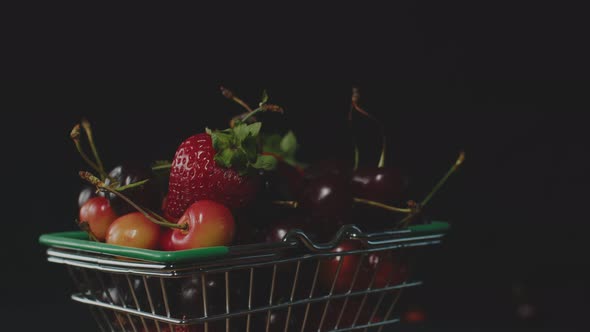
[206,122,277,175]
[261,130,306,169]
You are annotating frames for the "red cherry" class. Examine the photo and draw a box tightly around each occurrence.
[159,228,175,251]
[105,212,161,249]
[403,308,426,323]
[351,167,405,203]
[169,200,235,250]
[319,240,369,293]
[79,196,118,241]
[367,252,409,288]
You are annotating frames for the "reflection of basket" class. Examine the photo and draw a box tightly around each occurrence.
[40,222,448,332]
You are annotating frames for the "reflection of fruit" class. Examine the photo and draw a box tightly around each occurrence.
[101,162,161,215]
[169,200,235,250]
[79,197,118,241]
[105,212,161,249]
[403,308,426,323]
[165,133,260,218]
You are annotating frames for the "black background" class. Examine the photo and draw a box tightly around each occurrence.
[2,81,589,331]
[2,2,590,331]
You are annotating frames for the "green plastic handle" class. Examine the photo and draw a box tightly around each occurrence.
[39,221,449,263]
[39,231,229,263]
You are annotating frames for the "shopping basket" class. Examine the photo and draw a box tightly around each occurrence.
[39,221,449,332]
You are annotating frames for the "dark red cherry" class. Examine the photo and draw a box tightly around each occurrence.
[351,167,405,203]
[303,159,352,180]
[100,161,161,215]
[299,174,353,220]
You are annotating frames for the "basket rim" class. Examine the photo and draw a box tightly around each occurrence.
[39,221,449,264]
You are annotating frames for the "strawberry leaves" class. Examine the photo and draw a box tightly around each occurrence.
[262,130,306,169]
[207,122,275,175]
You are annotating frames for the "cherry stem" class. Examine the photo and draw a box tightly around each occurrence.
[420,151,465,208]
[352,197,412,213]
[115,179,150,192]
[240,104,284,123]
[151,163,172,171]
[71,124,110,180]
[351,87,387,168]
[77,220,99,242]
[71,124,109,179]
[271,200,299,208]
[220,86,254,113]
[81,118,106,177]
[79,171,187,230]
[348,105,360,171]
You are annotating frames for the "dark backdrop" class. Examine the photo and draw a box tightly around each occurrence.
[1,3,589,331]
[2,81,589,331]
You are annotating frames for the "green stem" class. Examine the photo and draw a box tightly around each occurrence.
[220,86,255,113]
[79,171,186,230]
[81,118,106,177]
[152,163,172,171]
[353,197,412,213]
[115,179,150,192]
[348,106,360,171]
[351,88,387,168]
[420,151,465,208]
[73,139,108,179]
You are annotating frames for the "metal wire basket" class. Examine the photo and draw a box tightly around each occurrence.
[40,221,449,332]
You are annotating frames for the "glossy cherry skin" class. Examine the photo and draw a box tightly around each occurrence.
[250,310,299,332]
[79,196,118,241]
[367,252,409,288]
[101,162,161,215]
[169,200,235,250]
[105,212,161,249]
[265,215,312,243]
[351,166,405,203]
[299,174,353,219]
[159,228,175,251]
[303,159,352,180]
[318,240,369,293]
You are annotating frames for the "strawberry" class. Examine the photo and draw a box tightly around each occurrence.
[165,108,280,218]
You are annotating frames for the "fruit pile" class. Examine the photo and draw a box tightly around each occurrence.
[74,87,462,251]
[67,87,463,331]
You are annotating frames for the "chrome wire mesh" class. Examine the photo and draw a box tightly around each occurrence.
[46,226,444,332]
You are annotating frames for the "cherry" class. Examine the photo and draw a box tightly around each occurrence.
[351,166,405,204]
[79,196,118,241]
[367,252,409,288]
[166,274,225,318]
[299,173,353,220]
[250,310,299,332]
[158,228,175,251]
[169,200,235,250]
[318,240,368,293]
[99,275,144,307]
[303,159,352,181]
[78,185,97,207]
[258,158,304,201]
[105,212,161,249]
[101,162,161,215]
[264,215,311,243]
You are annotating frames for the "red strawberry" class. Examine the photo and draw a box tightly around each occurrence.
[165,133,261,218]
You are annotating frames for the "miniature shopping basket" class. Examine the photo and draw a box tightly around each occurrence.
[39,221,449,332]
